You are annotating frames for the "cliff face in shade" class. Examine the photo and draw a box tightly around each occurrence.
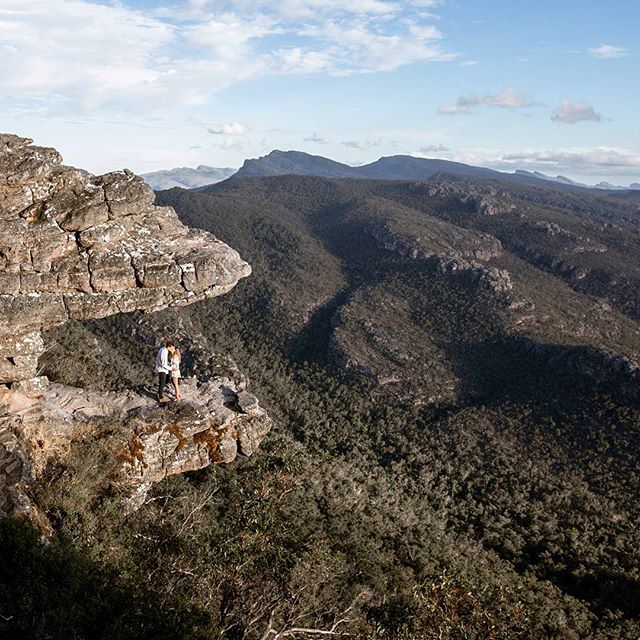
[0,134,270,525]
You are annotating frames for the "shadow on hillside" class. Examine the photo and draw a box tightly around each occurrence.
[445,335,639,409]
[546,567,640,618]
[286,217,395,366]
[0,518,205,640]
[287,285,355,366]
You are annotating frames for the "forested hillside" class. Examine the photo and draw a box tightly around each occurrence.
[12,173,639,639]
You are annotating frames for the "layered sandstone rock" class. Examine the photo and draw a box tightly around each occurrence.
[0,134,270,524]
[0,133,250,384]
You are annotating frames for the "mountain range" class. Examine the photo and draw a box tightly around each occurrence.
[515,169,640,191]
[235,150,506,181]
[142,150,640,192]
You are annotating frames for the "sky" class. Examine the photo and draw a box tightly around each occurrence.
[0,0,637,184]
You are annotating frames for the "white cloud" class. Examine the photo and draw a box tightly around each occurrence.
[289,18,453,75]
[501,147,640,170]
[155,0,430,25]
[341,139,384,149]
[0,0,454,113]
[438,105,470,115]
[208,123,248,135]
[551,101,602,124]
[588,44,629,59]
[277,0,399,18]
[184,12,278,58]
[304,132,329,143]
[415,143,450,154]
[438,88,541,115]
[207,121,248,150]
[0,0,174,108]
[450,146,640,177]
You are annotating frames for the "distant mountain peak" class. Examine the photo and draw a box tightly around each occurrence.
[237,149,358,178]
[142,165,236,190]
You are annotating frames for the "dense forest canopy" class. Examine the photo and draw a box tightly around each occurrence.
[3,173,639,639]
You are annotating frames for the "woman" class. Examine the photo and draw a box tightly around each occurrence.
[169,345,182,401]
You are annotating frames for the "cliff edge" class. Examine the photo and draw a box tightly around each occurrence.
[0,134,271,525]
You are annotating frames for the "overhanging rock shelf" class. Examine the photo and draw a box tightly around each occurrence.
[0,133,271,524]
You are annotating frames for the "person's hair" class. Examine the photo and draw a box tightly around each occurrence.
[165,340,175,348]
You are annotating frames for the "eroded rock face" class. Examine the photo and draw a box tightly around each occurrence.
[366,222,512,295]
[436,257,513,293]
[0,133,251,384]
[0,133,270,525]
[366,221,502,263]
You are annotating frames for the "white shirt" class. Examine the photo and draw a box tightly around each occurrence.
[155,346,170,374]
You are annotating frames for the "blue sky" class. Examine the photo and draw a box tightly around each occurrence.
[1,0,637,183]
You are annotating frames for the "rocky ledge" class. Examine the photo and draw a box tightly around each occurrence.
[366,221,512,294]
[0,134,270,526]
[0,376,271,518]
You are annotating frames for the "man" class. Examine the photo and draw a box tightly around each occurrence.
[156,340,174,402]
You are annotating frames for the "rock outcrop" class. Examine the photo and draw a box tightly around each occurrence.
[0,133,250,384]
[436,257,513,293]
[0,377,271,513]
[366,221,502,263]
[0,134,270,524]
[366,220,512,294]
[409,178,517,217]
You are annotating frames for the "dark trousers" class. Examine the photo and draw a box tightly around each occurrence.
[158,372,170,398]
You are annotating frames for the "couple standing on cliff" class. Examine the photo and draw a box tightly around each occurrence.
[156,341,182,402]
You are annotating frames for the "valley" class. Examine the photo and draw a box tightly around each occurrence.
[28,171,640,638]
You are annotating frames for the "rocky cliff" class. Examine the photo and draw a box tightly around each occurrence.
[0,134,271,526]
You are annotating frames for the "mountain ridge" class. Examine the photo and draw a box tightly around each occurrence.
[142,164,236,190]
[236,150,640,192]
[236,150,510,182]
[143,150,640,193]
